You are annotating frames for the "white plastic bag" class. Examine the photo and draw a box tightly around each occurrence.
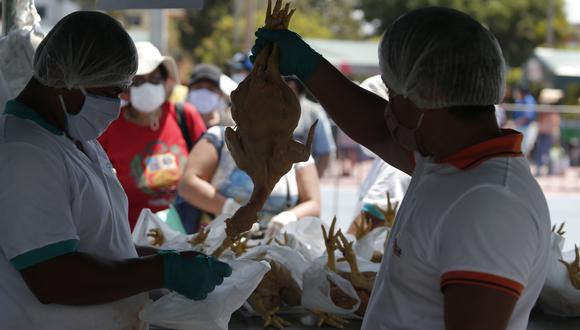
[240,245,309,288]
[538,233,580,316]
[132,209,230,254]
[280,216,328,260]
[132,209,192,251]
[301,261,361,315]
[0,0,44,108]
[353,226,388,261]
[238,245,311,315]
[139,259,270,330]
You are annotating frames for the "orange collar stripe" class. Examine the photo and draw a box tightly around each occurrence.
[438,129,523,170]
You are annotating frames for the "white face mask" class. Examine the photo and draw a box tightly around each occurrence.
[187,88,225,114]
[384,102,425,152]
[130,83,166,113]
[59,89,121,141]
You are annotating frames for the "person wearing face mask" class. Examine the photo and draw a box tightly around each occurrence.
[0,12,230,330]
[227,52,253,84]
[99,41,207,230]
[251,7,550,330]
[186,63,232,127]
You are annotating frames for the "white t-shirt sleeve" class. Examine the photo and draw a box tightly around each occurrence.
[363,161,410,209]
[0,143,79,270]
[436,185,540,298]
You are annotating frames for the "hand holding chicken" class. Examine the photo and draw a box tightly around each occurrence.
[224,0,316,238]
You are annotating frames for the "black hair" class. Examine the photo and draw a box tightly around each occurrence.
[158,64,169,81]
[447,105,495,121]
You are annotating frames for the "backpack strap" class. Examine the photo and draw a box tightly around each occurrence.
[175,102,194,151]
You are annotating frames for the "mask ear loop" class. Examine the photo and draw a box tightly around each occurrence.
[413,110,430,156]
[58,94,68,114]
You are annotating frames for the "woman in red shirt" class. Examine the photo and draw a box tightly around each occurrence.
[99,41,206,229]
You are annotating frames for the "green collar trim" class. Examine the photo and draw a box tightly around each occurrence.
[10,239,79,271]
[4,100,63,135]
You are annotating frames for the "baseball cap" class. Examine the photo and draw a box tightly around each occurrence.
[135,41,179,84]
[188,63,222,87]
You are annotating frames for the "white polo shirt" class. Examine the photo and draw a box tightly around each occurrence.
[362,129,551,330]
[0,100,149,330]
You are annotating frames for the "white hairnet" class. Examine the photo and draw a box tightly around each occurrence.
[33,11,137,89]
[379,7,505,109]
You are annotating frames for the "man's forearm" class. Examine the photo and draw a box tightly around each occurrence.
[305,59,389,149]
[305,59,415,175]
[21,252,163,306]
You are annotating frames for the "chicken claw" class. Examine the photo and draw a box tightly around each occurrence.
[312,310,349,329]
[559,245,580,290]
[336,231,374,291]
[212,236,235,258]
[354,212,373,240]
[380,192,399,228]
[552,222,566,237]
[262,306,291,329]
[231,235,256,257]
[265,0,295,30]
[147,228,165,247]
[322,216,339,272]
[187,227,210,251]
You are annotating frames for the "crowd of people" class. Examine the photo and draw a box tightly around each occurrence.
[0,5,565,330]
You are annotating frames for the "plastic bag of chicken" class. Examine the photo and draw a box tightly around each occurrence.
[139,259,270,330]
[353,226,388,262]
[132,209,230,255]
[301,261,361,315]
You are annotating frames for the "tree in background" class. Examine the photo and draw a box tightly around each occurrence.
[177,0,232,62]
[358,0,569,67]
[177,0,365,71]
[194,9,334,70]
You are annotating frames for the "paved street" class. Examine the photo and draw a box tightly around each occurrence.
[320,162,580,251]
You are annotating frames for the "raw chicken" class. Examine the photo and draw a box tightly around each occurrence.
[224,0,317,238]
[324,218,377,317]
[247,258,302,329]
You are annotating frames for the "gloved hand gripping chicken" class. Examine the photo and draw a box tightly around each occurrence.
[224,0,316,238]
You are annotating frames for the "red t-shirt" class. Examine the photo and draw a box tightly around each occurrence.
[99,102,206,229]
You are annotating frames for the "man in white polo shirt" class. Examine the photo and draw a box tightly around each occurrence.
[0,11,230,329]
[251,6,550,330]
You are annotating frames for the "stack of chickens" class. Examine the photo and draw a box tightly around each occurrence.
[223,0,317,240]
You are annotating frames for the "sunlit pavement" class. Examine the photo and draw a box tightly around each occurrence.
[321,162,580,251]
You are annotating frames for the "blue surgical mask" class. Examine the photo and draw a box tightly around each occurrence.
[59,88,121,141]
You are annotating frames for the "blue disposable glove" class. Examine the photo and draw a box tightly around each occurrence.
[159,250,232,300]
[251,28,322,82]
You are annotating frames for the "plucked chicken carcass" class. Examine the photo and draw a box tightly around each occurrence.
[224,0,317,238]
[324,217,377,318]
[247,258,302,329]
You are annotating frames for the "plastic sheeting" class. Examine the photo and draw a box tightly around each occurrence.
[0,0,43,110]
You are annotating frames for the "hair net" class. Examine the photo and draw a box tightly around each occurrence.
[33,11,137,89]
[379,7,505,109]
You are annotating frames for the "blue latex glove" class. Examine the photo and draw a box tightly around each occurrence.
[251,28,322,82]
[159,250,232,300]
